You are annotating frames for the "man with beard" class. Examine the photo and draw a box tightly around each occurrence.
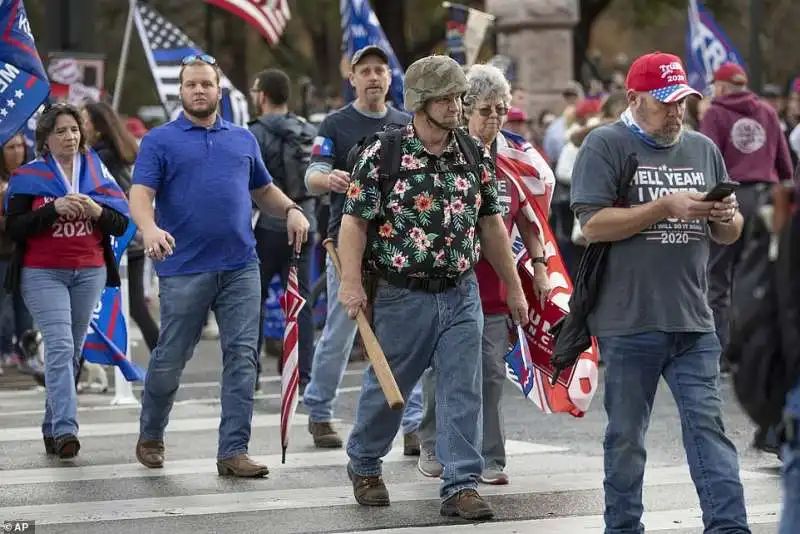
[129,55,310,477]
[302,45,423,453]
[570,52,751,533]
[337,55,528,520]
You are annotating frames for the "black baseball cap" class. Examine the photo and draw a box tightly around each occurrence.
[351,45,389,67]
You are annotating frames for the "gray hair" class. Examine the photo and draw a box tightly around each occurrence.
[462,64,511,116]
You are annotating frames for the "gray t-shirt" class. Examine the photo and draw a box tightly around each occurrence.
[570,121,727,337]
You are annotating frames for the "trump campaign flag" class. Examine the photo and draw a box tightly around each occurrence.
[341,0,405,109]
[0,0,49,147]
[686,0,745,95]
[496,131,599,417]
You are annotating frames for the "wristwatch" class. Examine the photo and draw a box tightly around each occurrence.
[285,203,303,217]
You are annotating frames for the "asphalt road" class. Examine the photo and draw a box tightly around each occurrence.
[0,333,785,534]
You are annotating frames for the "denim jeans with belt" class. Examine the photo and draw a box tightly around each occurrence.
[347,273,484,500]
[303,255,423,433]
[21,267,106,438]
[139,261,260,460]
[599,331,750,534]
[780,381,800,533]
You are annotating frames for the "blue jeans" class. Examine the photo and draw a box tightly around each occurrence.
[347,274,484,500]
[779,382,800,534]
[599,332,750,534]
[139,262,260,460]
[303,256,423,433]
[0,260,34,354]
[21,267,106,438]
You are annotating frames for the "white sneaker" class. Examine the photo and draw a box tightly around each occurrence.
[417,447,443,478]
[479,468,509,485]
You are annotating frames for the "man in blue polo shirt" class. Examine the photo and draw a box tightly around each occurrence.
[129,54,309,477]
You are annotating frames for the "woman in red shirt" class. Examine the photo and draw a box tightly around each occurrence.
[4,103,129,460]
[417,64,552,485]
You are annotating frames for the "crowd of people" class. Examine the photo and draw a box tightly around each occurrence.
[0,41,799,531]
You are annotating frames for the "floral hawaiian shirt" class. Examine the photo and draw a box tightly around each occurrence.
[343,123,501,279]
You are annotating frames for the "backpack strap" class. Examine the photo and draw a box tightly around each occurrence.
[376,128,405,199]
[453,128,483,168]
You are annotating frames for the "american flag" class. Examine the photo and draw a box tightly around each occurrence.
[206,0,290,45]
[132,2,249,126]
[279,254,305,463]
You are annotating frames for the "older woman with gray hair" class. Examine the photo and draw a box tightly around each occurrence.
[417,63,551,485]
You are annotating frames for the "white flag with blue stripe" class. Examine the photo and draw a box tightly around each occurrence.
[133,1,249,125]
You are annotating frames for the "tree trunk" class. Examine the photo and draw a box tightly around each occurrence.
[573,0,613,82]
[219,10,248,93]
[373,0,408,66]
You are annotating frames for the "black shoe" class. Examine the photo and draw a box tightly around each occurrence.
[54,434,80,459]
[43,436,55,455]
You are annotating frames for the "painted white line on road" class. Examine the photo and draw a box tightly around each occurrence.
[0,369,366,398]
[335,503,781,533]
[0,414,322,442]
[0,387,364,417]
[0,467,777,525]
[0,440,563,486]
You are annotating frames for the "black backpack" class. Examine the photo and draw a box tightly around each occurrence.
[345,124,485,197]
[724,203,800,435]
[255,116,316,202]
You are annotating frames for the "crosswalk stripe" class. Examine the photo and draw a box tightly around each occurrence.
[334,503,783,534]
[0,369,366,398]
[0,440,564,486]
[0,413,328,442]
[0,386,365,417]
[0,463,778,526]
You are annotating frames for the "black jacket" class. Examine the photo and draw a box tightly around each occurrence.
[3,195,129,292]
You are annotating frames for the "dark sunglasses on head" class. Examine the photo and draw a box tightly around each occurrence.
[181,54,217,65]
[477,105,509,117]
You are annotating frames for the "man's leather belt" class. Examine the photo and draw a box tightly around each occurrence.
[380,270,468,293]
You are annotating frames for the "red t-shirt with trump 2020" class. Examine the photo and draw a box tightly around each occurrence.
[24,196,104,269]
[476,173,521,315]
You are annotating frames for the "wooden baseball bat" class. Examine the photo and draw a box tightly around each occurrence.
[322,239,404,410]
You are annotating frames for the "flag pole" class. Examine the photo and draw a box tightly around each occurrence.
[112,0,136,111]
[111,251,140,406]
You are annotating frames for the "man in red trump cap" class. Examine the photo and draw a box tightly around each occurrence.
[700,61,793,365]
[570,52,751,533]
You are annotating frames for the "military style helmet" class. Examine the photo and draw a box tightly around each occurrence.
[403,55,468,112]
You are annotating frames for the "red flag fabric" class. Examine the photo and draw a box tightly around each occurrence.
[205,0,290,45]
[279,257,306,463]
[495,131,600,417]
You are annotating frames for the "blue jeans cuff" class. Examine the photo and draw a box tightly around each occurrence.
[218,448,248,461]
[347,457,381,478]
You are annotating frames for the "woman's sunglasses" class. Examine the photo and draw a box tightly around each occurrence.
[476,105,509,117]
[181,54,217,65]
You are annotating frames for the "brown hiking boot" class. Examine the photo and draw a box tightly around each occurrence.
[217,454,269,477]
[136,439,164,468]
[308,421,343,448]
[403,432,420,456]
[347,464,390,506]
[440,489,495,520]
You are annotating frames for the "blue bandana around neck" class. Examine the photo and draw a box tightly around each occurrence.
[620,107,681,149]
[4,149,129,216]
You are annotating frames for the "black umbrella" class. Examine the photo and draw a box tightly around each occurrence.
[549,153,639,384]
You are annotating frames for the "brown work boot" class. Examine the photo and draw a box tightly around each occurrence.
[403,431,420,456]
[308,421,343,448]
[440,489,495,520]
[216,454,269,477]
[136,438,164,468]
[347,464,390,506]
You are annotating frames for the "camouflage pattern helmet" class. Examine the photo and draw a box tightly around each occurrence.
[403,55,468,112]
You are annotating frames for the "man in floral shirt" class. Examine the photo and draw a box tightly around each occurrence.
[336,55,529,521]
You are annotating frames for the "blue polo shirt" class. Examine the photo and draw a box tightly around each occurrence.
[132,113,272,276]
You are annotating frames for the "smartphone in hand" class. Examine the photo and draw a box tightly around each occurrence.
[704,181,740,202]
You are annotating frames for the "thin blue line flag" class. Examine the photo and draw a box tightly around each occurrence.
[0,0,49,147]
